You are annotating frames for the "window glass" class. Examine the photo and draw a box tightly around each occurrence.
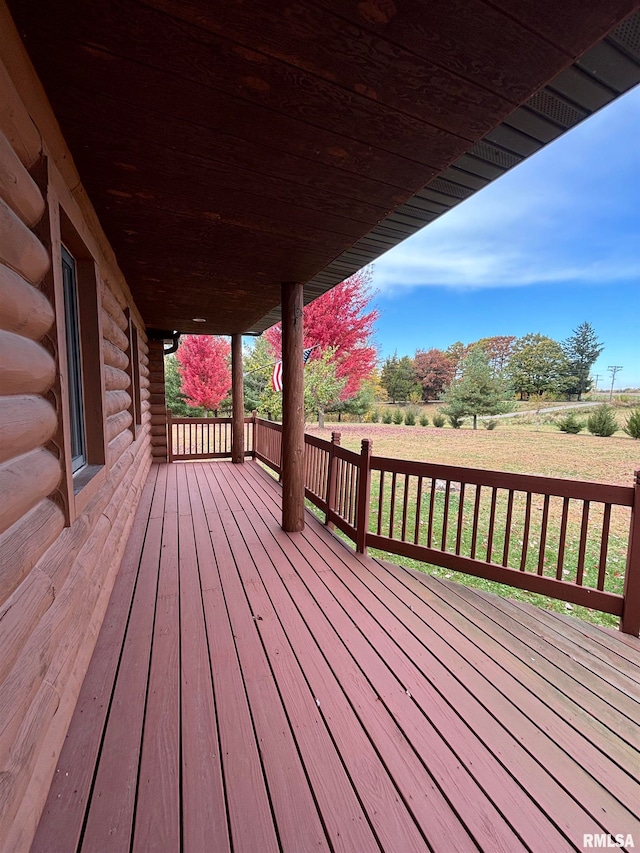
[61,245,86,472]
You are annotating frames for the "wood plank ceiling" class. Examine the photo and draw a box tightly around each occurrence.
[8,0,640,335]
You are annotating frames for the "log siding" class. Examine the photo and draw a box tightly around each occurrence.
[0,19,152,851]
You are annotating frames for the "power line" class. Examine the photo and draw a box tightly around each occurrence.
[607,365,623,402]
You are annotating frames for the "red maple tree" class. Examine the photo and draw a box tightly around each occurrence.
[176,335,231,412]
[264,269,378,399]
[414,348,456,401]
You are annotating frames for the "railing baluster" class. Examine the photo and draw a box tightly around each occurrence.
[377,471,385,535]
[350,463,357,525]
[441,481,451,551]
[427,478,436,548]
[486,487,497,563]
[455,483,465,555]
[556,497,570,580]
[519,493,532,571]
[470,485,481,559]
[313,446,318,493]
[389,472,397,538]
[345,463,351,523]
[414,476,423,545]
[401,475,410,542]
[537,494,550,576]
[502,489,514,567]
[576,500,590,586]
[597,504,612,591]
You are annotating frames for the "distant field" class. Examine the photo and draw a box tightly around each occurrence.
[303,419,639,628]
[306,419,638,485]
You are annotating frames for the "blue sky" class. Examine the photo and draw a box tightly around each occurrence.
[370,85,640,390]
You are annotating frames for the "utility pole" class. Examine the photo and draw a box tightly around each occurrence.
[592,373,601,393]
[608,365,623,402]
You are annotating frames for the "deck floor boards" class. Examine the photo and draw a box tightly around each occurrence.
[32,461,640,853]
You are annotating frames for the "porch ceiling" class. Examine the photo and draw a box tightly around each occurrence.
[8,0,640,335]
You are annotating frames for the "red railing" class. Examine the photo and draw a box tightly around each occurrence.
[167,411,254,461]
[253,418,640,635]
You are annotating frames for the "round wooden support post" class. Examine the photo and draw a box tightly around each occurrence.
[281,281,305,532]
[231,333,244,464]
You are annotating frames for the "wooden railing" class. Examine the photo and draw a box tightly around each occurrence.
[253,418,283,473]
[254,418,640,635]
[167,411,253,461]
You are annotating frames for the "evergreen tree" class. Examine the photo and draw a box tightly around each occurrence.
[243,336,273,412]
[380,353,420,402]
[441,349,509,429]
[509,333,571,400]
[562,322,604,400]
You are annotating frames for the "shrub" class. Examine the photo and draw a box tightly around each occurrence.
[586,404,618,437]
[432,413,445,428]
[404,409,416,426]
[623,407,640,439]
[370,408,380,423]
[557,413,584,434]
[392,408,404,425]
[483,419,498,430]
[447,413,464,429]
[419,413,429,427]
[382,409,393,424]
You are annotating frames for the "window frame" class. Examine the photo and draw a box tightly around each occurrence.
[125,308,143,434]
[61,244,87,473]
[56,206,107,518]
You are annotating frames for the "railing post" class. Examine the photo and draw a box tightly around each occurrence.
[621,469,640,636]
[325,431,341,529]
[251,410,257,458]
[167,410,173,463]
[355,438,372,554]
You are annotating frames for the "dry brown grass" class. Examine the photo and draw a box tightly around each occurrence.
[307,422,639,487]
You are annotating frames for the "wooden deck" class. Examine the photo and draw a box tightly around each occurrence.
[32,461,640,852]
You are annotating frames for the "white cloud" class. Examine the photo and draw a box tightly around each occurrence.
[373,87,640,294]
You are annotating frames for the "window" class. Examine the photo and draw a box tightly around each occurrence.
[58,208,106,511]
[61,245,86,472]
[126,308,142,433]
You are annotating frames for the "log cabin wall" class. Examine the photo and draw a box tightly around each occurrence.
[149,338,169,462]
[0,17,152,851]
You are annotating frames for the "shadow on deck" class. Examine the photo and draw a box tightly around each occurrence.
[32,461,640,852]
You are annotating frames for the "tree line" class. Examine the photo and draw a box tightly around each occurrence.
[381,323,604,405]
[164,263,606,429]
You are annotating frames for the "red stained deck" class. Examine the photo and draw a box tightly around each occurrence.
[33,461,640,852]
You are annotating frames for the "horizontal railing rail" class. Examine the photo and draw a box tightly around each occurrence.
[250,419,639,635]
[368,456,633,617]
